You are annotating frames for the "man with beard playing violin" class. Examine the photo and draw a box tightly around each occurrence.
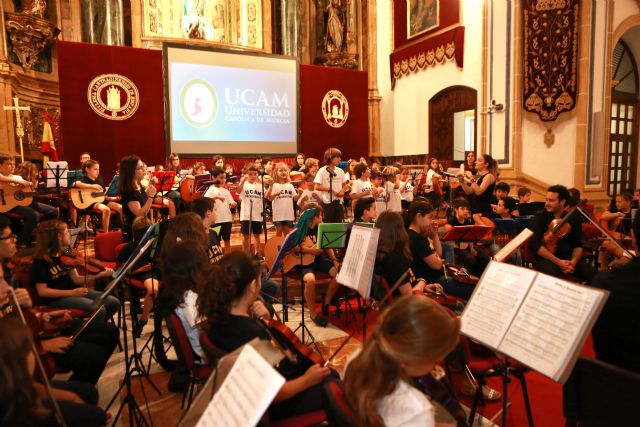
[529,185,597,283]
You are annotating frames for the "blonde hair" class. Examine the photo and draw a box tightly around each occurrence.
[344,296,460,427]
[273,162,291,183]
[382,166,399,177]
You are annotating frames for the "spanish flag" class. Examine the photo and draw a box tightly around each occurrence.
[41,111,58,166]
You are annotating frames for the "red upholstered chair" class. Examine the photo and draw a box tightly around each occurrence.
[199,331,227,366]
[93,230,124,269]
[165,313,212,410]
[321,378,356,427]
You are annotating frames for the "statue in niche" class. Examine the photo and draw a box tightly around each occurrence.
[325,0,344,53]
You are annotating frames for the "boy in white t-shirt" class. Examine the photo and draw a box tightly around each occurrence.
[383,166,402,212]
[349,163,375,200]
[237,164,264,255]
[297,173,322,208]
[204,166,237,253]
[372,171,387,219]
[399,167,417,210]
[314,147,348,223]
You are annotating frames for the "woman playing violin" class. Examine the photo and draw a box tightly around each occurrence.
[0,216,118,386]
[30,220,119,323]
[374,211,443,300]
[197,251,335,420]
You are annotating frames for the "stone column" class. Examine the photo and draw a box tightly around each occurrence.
[364,0,381,156]
[81,0,125,45]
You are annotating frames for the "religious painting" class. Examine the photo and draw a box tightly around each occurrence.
[141,0,262,49]
[407,0,439,39]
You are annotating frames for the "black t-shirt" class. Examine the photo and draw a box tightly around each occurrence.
[31,257,76,297]
[407,229,440,283]
[306,225,318,246]
[448,216,474,226]
[208,230,224,264]
[207,315,305,380]
[591,258,640,372]
[120,189,149,241]
[530,210,583,260]
[373,249,416,298]
[80,175,106,188]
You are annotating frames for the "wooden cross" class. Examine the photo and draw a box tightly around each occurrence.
[3,97,31,162]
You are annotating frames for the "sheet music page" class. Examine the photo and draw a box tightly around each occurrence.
[196,345,285,427]
[461,261,536,349]
[498,274,606,381]
[493,228,534,263]
[336,226,379,299]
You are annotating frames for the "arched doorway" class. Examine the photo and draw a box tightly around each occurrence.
[609,38,639,196]
[429,86,477,169]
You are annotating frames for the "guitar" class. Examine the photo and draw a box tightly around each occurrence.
[69,187,105,209]
[264,236,316,274]
[0,183,58,212]
[180,176,205,203]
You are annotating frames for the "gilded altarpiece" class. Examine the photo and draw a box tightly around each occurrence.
[142,0,264,50]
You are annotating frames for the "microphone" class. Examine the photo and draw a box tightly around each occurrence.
[441,171,458,178]
[328,169,336,177]
[201,180,221,186]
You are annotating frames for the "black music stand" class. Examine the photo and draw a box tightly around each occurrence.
[265,228,300,322]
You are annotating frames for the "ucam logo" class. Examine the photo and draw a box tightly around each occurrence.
[224,88,289,108]
[180,79,218,128]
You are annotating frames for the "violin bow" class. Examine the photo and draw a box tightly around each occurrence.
[322,331,355,367]
[576,206,635,260]
[371,270,409,311]
[8,287,68,427]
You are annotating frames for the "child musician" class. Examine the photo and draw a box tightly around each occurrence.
[350,163,375,200]
[297,173,322,208]
[383,166,402,212]
[314,147,347,223]
[237,164,264,255]
[344,296,460,427]
[399,167,416,210]
[372,171,387,219]
[266,162,301,236]
[204,166,237,253]
[74,159,122,233]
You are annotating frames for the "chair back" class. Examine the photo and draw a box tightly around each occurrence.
[11,259,43,306]
[94,230,124,262]
[563,357,640,427]
[199,331,227,365]
[322,378,357,427]
[166,312,197,370]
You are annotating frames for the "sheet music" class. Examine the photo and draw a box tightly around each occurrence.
[493,228,534,263]
[45,161,69,188]
[336,225,380,299]
[498,274,606,381]
[196,345,285,427]
[461,261,536,349]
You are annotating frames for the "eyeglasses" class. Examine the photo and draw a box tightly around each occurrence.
[0,234,17,241]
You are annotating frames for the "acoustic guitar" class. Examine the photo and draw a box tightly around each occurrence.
[264,236,315,274]
[69,187,105,209]
[180,176,206,203]
[0,183,58,213]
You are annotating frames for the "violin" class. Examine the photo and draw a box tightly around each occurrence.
[423,288,465,312]
[260,318,324,366]
[543,206,577,254]
[444,263,479,286]
[60,248,106,275]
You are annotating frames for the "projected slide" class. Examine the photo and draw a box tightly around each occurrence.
[165,45,298,155]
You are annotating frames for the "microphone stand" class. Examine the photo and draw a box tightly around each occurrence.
[249,199,253,255]
[259,169,268,246]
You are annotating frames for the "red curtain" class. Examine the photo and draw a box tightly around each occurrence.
[57,41,166,178]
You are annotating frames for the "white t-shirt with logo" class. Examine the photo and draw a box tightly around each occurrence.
[270,182,296,222]
[375,185,387,219]
[204,185,234,223]
[314,166,347,204]
[297,188,319,207]
[400,180,414,203]
[239,181,263,221]
[386,181,402,212]
[350,179,374,198]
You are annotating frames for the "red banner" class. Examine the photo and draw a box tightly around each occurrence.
[57,41,166,178]
[300,65,368,162]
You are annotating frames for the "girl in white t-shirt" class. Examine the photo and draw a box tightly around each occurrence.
[372,172,387,219]
[383,166,402,212]
[266,162,301,236]
[350,163,375,200]
[343,296,461,427]
[204,167,237,253]
[399,168,417,210]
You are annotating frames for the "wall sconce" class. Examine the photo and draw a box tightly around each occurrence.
[484,99,504,114]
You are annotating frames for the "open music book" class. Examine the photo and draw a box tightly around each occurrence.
[195,344,285,427]
[461,261,609,384]
[336,225,380,299]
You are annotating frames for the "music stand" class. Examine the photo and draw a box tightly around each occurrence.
[265,228,300,322]
[492,218,531,236]
[317,222,374,249]
[105,175,120,197]
[441,225,494,242]
[193,173,212,193]
[45,161,69,223]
